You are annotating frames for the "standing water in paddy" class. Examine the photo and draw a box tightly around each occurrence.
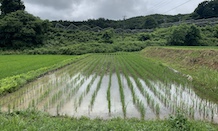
[0,53,218,122]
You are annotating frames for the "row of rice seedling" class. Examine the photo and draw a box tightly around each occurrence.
[43,55,101,113]
[89,55,108,110]
[125,55,189,116]
[105,55,114,115]
[117,55,149,118]
[117,56,136,104]
[55,55,103,113]
[128,54,214,120]
[115,57,126,118]
[34,56,94,111]
[73,56,104,110]
[107,65,113,114]
[116,55,146,119]
[125,56,192,118]
[128,54,188,87]
[120,55,161,116]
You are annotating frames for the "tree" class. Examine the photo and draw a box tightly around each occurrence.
[185,25,201,46]
[0,11,50,49]
[167,24,201,46]
[0,0,25,15]
[138,33,150,41]
[167,24,189,46]
[143,16,158,29]
[101,29,114,44]
[193,0,218,19]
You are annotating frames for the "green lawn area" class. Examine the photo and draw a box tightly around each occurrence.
[0,55,75,79]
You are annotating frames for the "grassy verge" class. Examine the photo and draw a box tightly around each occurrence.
[0,110,217,131]
[142,46,218,102]
[0,55,88,95]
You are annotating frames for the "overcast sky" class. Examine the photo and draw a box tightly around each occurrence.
[23,0,205,21]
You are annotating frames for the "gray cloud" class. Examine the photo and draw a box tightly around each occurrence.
[24,0,81,10]
[23,0,205,21]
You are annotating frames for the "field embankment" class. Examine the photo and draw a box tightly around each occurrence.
[142,46,218,102]
[0,55,88,95]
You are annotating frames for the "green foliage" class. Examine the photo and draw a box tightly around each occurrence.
[167,24,202,46]
[101,29,114,43]
[213,25,218,39]
[138,33,150,41]
[193,0,218,19]
[0,0,25,15]
[168,110,190,131]
[143,16,158,29]
[185,25,201,46]
[0,11,51,49]
[167,25,189,46]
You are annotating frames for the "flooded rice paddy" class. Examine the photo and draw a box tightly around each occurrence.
[0,53,218,122]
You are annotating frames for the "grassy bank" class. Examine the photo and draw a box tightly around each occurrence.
[0,55,88,95]
[142,46,218,102]
[0,110,217,131]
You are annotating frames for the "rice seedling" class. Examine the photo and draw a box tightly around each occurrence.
[90,57,107,110]
[7,104,11,113]
[117,56,136,104]
[115,62,126,118]
[135,99,146,120]
[107,65,113,114]
[155,104,160,117]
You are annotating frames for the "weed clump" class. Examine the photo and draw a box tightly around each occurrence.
[168,110,190,131]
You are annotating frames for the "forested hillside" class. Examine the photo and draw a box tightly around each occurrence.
[0,0,218,53]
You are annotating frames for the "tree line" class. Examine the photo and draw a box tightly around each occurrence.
[53,1,218,30]
[0,0,50,49]
[0,0,218,50]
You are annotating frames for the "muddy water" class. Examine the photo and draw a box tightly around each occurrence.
[1,64,218,122]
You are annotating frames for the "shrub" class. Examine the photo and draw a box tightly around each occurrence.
[138,33,150,41]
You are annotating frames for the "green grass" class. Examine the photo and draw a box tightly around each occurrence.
[0,55,78,79]
[160,46,218,50]
[0,55,87,95]
[0,110,217,131]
